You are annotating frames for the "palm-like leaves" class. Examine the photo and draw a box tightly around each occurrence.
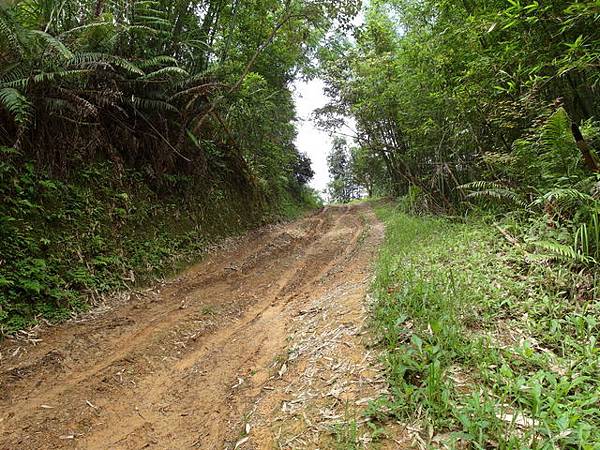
[0,0,320,215]
[0,87,31,125]
[459,181,527,207]
[0,0,225,128]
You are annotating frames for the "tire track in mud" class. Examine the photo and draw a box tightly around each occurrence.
[0,203,396,449]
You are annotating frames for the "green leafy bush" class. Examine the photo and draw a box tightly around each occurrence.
[461,108,600,264]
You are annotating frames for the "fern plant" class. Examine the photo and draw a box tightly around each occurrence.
[459,181,527,208]
[463,108,600,265]
[0,87,31,126]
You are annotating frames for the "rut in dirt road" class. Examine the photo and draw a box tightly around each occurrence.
[0,204,399,449]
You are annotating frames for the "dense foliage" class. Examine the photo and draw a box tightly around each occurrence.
[1,0,359,182]
[2,159,259,329]
[320,0,600,263]
[0,0,359,331]
[318,2,600,446]
[326,137,362,202]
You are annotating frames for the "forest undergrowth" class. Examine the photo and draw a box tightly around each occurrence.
[0,156,319,333]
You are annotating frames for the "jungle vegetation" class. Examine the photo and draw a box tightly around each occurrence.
[322,0,600,264]
[0,0,359,331]
[318,1,600,446]
[2,0,600,445]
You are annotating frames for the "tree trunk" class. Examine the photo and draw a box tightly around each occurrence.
[571,123,600,173]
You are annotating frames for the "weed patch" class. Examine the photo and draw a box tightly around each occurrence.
[372,203,599,448]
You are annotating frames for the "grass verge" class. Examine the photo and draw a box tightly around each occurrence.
[371,202,599,448]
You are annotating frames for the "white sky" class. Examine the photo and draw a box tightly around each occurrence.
[292,12,364,195]
[292,11,364,194]
[292,78,332,194]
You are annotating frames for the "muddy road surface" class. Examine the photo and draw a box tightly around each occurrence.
[1,204,406,449]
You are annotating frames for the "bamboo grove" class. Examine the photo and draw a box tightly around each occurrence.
[321,0,600,263]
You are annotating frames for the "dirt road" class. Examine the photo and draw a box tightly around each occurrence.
[0,204,403,449]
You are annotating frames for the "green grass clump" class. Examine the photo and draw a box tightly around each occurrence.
[371,202,599,448]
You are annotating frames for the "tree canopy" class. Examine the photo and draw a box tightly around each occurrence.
[320,0,600,261]
[0,0,360,192]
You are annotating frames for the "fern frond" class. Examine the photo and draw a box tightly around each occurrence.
[467,189,526,206]
[459,181,527,206]
[103,56,145,77]
[128,96,178,113]
[533,239,591,263]
[170,82,226,100]
[459,181,505,191]
[0,63,28,84]
[55,88,98,117]
[138,7,169,18]
[135,0,162,5]
[540,108,571,148]
[136,56,178,69]
[68,52,111,66]
[69,53,144,76]
[139,66,189,80]
[60,21,113,36]
[0,77,30,89]
[89,88,123,107]
[171,70,216,90]
[31,69,90,84]
[30,30,73,59]
[0,9,24,57]
[135,15,171,28]
[537,188,595,206]
[0,87,32,125]
[120,24,167,36]
[42,97,72,114]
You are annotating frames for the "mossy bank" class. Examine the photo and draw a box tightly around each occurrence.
[0,154,319,333]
